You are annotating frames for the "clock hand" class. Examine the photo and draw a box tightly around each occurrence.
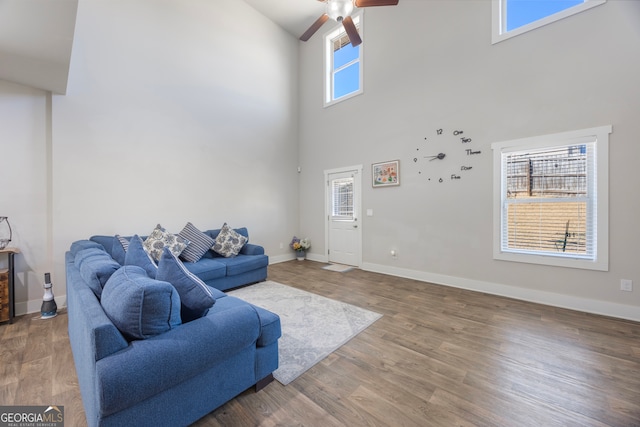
[425,153,446,161]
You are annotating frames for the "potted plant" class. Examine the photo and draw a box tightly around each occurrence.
[290,236,311,261]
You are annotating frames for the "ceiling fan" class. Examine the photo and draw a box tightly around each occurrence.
[300,0,399,47]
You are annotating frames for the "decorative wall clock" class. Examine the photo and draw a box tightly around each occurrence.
[412,128,481,183]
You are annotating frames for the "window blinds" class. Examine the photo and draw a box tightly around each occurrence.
[501,142,595,258]
[332,177,354,219]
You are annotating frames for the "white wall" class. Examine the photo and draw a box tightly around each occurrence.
[3,0,639,320]
[0,80,50,314]
[0,0,300,313]
[298,0,640,319]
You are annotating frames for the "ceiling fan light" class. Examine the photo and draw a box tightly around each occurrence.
[327,0,354,22]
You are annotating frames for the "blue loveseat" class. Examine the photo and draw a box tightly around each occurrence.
[65,228,280,427]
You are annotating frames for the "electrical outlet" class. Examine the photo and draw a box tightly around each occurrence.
[279,243,284,249]
[620,279,633,292]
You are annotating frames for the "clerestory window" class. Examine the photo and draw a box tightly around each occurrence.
[492,0,607,44]
[324,13,363,107]
[492,126,611,271]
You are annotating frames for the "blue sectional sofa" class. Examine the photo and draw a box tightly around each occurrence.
[65,227,280,427]
[90,226,268,292]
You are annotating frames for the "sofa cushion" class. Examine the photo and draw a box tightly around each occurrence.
[94,304,261,417]
[101,266,182,340]
[212,223,248,258]
[182,258,227,282]
[214,254,269,276]
[70,240,105,257]
[125,235,158,278]
[143,224,189,262]
[75,248,121,299]
[178,222,215,263]
[156,247,216,322]
[208,295,281,347]
[109,234,129,264]
[207,286,227,300]
[90,235,118,259]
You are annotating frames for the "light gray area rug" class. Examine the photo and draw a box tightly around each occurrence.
[228,281,382,385]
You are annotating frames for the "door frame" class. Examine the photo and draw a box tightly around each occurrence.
[324,164,363,267]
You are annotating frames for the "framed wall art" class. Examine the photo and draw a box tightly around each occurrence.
[372,160,400,187]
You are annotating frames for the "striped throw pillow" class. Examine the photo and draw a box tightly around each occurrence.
[179,222,215,263]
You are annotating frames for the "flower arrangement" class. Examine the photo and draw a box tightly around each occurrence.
[290,236,311,253]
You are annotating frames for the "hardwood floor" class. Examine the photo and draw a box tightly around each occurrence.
[2,260,639,426]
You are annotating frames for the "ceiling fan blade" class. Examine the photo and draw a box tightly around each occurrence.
[300,14,329,41]
[355,0,399,7]
[342,16,362,47]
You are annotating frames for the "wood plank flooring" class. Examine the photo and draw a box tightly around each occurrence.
[2,260,639,426]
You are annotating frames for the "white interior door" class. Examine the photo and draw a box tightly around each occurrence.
[326,167,362,266]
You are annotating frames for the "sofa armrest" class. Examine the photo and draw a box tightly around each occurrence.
[240,243,264,256]
[251,305,281,347]
[95,304,261,416]
[66,252,129,361]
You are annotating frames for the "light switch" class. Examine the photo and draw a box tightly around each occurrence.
[366,209,373,217]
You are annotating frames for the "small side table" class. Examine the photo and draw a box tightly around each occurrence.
[0,247,19,324]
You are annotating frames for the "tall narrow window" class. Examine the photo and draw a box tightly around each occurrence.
[331,177,354,220]
[324,13,363,107]
[492,126,611,271]
[492,0,606,44]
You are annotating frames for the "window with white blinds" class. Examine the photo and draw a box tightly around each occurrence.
[492,126,611,271]
[331,177,354,220]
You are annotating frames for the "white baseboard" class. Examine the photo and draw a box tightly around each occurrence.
[269,254,296,264]
[27,261,633,322]
[269,252,328,264]
[361,262,640,323]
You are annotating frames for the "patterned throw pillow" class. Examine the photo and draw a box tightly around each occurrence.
[212,223,247,258]
[143,224,189,262]
[178,222,215,263]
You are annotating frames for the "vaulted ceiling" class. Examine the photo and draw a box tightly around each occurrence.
[0,0,78,94]
[0,0,332,94]
[243,0,327,39]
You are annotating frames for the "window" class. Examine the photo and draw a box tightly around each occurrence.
[331,177,354,220]
[492,125,611,271]
[492,0,606,44]
[324,13,363,107]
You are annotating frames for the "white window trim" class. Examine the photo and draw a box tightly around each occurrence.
[492,0,607,44]
[323,11,364,108]
[492,125,611,271]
